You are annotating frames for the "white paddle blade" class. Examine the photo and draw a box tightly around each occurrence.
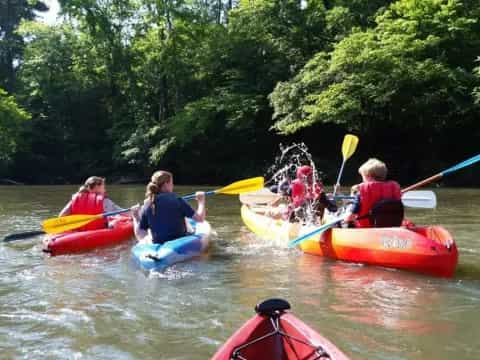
[239,188,281,206]
[402,190,437,208]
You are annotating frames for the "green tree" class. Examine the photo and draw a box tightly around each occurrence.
[271,0,480,135]
[15,21,114,183]
[0,0,47,92]
[0,87,30,173]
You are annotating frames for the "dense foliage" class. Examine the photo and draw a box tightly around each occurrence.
[0,87,30,174]
[1,0,480,185]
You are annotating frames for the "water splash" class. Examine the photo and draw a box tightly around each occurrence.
[265,143,320,186]
[264,143,324,225]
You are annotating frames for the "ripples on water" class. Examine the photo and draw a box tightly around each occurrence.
[0,186,479,359]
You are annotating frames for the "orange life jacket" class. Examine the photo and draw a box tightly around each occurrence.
[70,192,106,231]
[356,181,401,228]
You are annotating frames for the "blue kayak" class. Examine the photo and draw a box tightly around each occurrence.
[131,220,211,271]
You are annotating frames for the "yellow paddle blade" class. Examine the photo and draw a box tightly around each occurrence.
[341,134,359,161]
[216,177,264,195]
[42,214,101,234]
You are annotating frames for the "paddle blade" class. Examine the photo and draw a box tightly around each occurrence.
[42,214,100,234]
[402,191,437,208]
[216,177,264,195]
[341,134,359,161]
[239,188,281,206]
[3,230,45,242]
[288,219,342,248]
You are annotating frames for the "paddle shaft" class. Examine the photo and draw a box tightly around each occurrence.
[288,219,342,248]
[183,190,215,201]
[401,173,442,193]
[333,161,346,196]
[182,177,264,200]
[402,153,480,193]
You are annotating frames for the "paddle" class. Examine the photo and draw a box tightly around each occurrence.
[402,153,480,193]
[333,134,359,197]
[3,230,46,242]
[182,177,264,200]
[239,188,281,206]
[335,190,437,209]
[41,177,264,235]
[42,207,134,235]
[288,218,342,248]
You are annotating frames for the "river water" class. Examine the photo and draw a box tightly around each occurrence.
[0,185,479,359]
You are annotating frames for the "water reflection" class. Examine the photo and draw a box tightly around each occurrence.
[0,186,479,359]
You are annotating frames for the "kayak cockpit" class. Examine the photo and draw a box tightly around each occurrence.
[214,298,349,360]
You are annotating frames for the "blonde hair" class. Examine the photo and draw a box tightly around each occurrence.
[146,170,173,213]
[78,176,105,193]
[358,158,388,181]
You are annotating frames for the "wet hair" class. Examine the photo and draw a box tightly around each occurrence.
[358,158,388,181]
[145,170,173,214]
[78,176,105,193]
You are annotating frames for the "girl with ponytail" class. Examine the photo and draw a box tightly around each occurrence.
[133,170,206,244]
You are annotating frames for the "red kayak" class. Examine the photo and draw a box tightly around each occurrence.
[212,298,350,360]
[43,215,133,256]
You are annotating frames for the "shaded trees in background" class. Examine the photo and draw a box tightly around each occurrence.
[270,0,480,183]
[0,0,47,92]
[0,87,30,175]
[13,21,114,183]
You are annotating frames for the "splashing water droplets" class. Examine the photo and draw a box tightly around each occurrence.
[264,143,323,225]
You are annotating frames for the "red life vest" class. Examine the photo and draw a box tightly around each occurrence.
[291,180,323,208]
[291,179,306,207]
[70,192,106,231]
[356,181,401,228]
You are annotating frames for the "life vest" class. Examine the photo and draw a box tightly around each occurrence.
[291,179,306,208]
[291,180,323,208]
[356,181,402,228]
[70,192,106,231]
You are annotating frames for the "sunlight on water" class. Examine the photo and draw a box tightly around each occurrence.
[0,185,479,359]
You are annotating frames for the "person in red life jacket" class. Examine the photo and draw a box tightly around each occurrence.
[290,165,337,222]
[343,158,401,227]
[133,170,206,244]
[58,176,123,231]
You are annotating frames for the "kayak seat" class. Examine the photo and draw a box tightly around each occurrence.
[369,198,404,227]
[255,298,291,316]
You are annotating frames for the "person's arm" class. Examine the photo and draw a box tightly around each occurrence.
[179,192,205,222]
[320,192,337,212]
[103,198,124,213]
[192,192,206,222]
[342,194,361,223]
[133,205,149,242]
[58,200,72,217]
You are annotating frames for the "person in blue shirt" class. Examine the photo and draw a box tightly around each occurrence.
[133,170,206,244]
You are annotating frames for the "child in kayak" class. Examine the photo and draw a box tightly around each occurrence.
[270,165,337,223]
[133,170,206,244]
[342,158,402,227]
[58,176,123,230]
[291,165,337,223]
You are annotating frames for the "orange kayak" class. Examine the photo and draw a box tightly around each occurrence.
[43,215,133,256]
[241,205,458,277]
[212,298,350,360]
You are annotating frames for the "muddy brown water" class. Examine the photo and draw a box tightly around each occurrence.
[0,186,479,359]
